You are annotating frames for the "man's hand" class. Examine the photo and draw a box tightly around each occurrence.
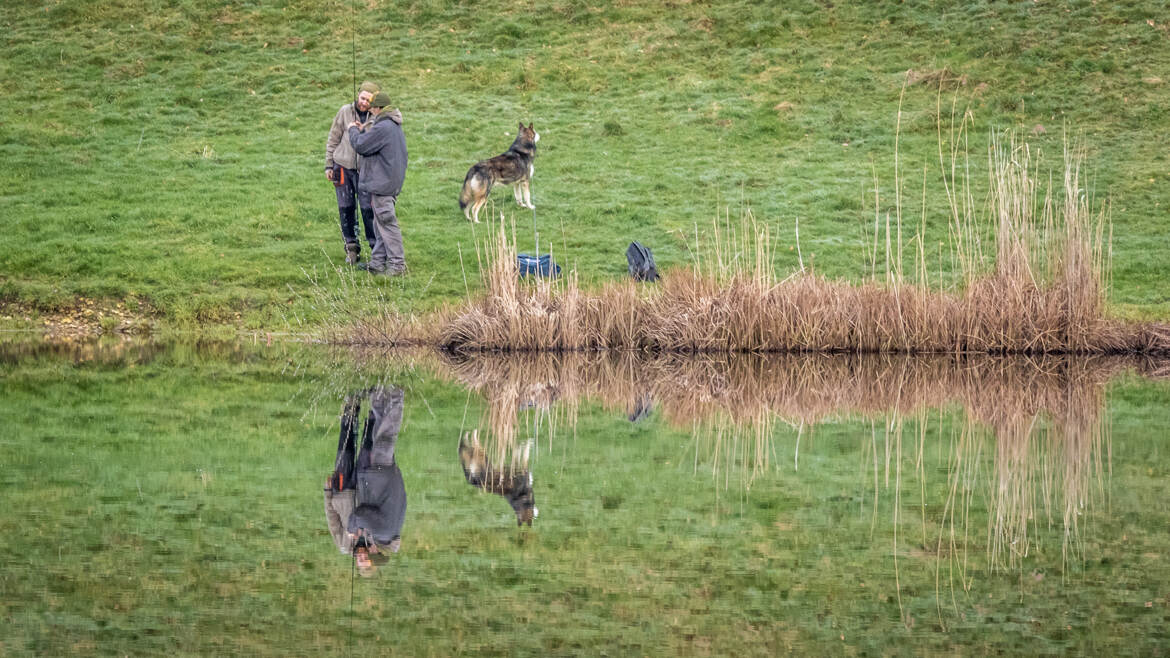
[325,168,334,181]
[348,120,364,130]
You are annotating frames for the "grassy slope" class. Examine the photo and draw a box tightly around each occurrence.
[0,0,1168,329]
[2,343,1169,654]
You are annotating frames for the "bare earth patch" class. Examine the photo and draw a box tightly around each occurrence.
[0,297,156,339]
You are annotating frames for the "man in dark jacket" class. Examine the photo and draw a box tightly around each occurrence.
[324,387,407,575]
[347,92,408,276]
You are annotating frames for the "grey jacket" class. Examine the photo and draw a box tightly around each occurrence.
[325,102,372,171]
[348,463,407,545]
[348,109,407,197]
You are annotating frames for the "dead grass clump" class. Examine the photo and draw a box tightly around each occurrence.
[906,67,969,88]
[299,259,424,348]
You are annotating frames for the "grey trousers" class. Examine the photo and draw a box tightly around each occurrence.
[369,194,405,273]
[366,387,404,466]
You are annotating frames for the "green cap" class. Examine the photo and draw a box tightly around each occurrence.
[371,92,391,108]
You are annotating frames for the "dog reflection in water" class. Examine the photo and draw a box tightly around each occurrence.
[458,430,538,526]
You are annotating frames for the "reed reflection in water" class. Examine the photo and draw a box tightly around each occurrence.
[437,351,1163,581]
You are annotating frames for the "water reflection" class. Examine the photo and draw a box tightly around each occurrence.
[4,340,1167,653]
[0,336,163,366]
[434,351,1162,576]
[323,387,406,575]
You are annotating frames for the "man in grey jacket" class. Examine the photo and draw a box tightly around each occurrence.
[325,81,381,265]
[347,91,408,276]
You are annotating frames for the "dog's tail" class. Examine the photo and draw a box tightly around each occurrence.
[458,168,480,211]
[460,165,494,222]
[458,181,471,211]
[458,430,481,483]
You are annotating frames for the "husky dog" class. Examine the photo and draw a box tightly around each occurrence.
[458,430,538,526]
[458,122,540,223]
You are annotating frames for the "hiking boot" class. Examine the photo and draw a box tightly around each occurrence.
[357,262,386,273]
[366,265,406,278]
[344,242,361,265]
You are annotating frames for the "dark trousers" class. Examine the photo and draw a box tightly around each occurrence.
[330,388,403,489]
[335,167,376,249]
[330,396,370,490]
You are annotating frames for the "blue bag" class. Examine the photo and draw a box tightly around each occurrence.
[517,253,561,278]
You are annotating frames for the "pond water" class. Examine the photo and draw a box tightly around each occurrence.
[2,339,1169,655]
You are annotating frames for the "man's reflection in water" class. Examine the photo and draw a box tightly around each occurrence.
[459,430,537,526]
[324,387,407,576]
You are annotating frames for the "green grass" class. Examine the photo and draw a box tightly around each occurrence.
[2,342,1170,654]
[1,0,1169,330]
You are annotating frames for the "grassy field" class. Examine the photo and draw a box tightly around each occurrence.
[1,0,1169,332]
[2,342,1170,654]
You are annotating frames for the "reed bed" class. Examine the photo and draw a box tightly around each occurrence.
[428,135,1170,355]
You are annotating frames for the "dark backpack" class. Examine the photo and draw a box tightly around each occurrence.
[626,241,659,282]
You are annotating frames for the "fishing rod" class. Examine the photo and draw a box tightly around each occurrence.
[349,539,355,636]
[350,0,357,106]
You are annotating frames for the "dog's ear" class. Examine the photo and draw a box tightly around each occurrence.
[518,120,524,131]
